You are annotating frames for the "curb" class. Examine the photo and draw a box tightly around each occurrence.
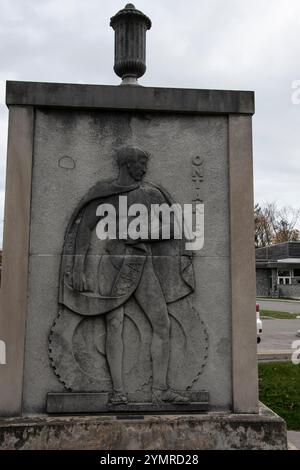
[258,350,292,363]
[257,298,300,304]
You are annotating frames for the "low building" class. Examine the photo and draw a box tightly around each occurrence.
[256,241,300,299]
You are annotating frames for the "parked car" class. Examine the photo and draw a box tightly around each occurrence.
[256,303,262,343]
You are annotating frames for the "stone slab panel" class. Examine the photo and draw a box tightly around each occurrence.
[229,115,258,413]
[30,110,229,258]
[22,254,231,413]
[0,83,259,418]
[0,106,34,416]
[6,81,255,115]
[0,404,287,450]
[46,392,210,414]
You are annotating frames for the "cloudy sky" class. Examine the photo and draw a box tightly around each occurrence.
[0,0,300,244]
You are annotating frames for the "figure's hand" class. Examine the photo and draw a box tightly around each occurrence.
[72,257,88,291]
[72,270,88,292]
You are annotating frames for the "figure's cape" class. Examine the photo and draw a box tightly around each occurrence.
[59,179,194,316]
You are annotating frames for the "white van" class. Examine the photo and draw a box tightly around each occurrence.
[256,303,263,344]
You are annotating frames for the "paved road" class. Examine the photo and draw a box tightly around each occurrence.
[258,318,300,351]
[258,299,300,314]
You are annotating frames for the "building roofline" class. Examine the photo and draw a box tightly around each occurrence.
[256,240,300,251]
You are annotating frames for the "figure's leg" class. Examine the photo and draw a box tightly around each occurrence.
[134,257,188,404]
[106,306,127,403]
[134,257,172,387]
[134,258,170,391]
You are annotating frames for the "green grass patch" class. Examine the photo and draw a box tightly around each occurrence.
[260,309,299,319]
[259,362,300,430]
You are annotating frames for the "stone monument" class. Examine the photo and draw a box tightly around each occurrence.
[0,4,287,449]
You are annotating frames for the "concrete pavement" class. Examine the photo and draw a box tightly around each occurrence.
[258,299,300,314]
[258,318,300,351]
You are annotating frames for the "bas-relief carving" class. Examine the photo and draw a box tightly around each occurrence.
[49,146,209,409]
[192,155,204,205]
[58,155,76,170]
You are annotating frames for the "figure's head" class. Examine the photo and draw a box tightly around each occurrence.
[116,146,149,181]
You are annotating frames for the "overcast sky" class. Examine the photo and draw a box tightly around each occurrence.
[1,0,300,245]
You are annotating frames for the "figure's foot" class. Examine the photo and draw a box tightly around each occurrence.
[152,388,189,404]
[110,390,128,405]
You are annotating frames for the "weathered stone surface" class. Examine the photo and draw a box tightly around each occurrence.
[21,109,231,414]
[229,115,258,413]
[110,4,151,84]
[0,404,287,450]
[0,3,284,446]
[46,391,210,414]
[6,81,255,114]
[48,302,209,397]
[0,106,34,417]
[0,81,260,423]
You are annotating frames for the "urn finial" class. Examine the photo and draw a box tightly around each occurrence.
[110,4,152,85]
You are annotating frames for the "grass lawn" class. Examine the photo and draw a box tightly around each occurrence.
[260,309,299,319]
[259,362,300,430]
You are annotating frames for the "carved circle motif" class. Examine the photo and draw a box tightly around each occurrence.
[58,156,76,170]
[49,299,209,394]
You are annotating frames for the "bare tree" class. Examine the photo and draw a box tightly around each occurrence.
[254,203,275,247]
[254,202,300,247]
[273,206,300,243]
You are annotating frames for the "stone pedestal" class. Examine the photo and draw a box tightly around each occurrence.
[0,81,257,416]
[0,404,287,450]
[0,80,287,449]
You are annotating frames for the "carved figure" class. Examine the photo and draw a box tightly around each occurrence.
[49,146,208,406]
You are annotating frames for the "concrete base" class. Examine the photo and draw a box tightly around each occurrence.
[287,431,300,450]
[0,403,287,450]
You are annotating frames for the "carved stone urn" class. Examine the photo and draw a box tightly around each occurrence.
[110,4,152,85]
